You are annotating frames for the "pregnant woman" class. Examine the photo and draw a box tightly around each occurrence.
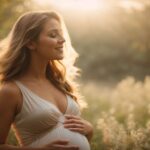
[0,11,93,150]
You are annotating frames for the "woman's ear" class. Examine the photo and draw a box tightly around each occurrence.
[26,41,36,50]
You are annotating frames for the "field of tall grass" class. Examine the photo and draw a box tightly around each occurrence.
[8,76,150,150]
[81,76,150,150]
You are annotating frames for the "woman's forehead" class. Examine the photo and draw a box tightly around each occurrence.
[43,18,61,31]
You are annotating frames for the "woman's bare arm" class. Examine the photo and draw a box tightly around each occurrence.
[0,144,46,150]
[0,83,20,145]
[0,83,48,150]
[0,83,79,150]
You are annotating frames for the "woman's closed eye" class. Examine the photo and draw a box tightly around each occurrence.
[49,32,57,38]
[49,31,63,38]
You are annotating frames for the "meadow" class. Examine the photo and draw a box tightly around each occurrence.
[81,77,150,150]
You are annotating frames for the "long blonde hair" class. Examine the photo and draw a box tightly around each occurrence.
[0,11,80,101]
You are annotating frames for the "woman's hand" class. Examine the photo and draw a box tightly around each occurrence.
[45,139,79,150]
[64,115,93,141]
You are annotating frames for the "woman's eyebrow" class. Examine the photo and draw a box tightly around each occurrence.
[48,28,62,32]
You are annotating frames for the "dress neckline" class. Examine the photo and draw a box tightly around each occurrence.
[15,80,69,115]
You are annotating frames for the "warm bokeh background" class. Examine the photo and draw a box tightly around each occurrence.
[1,0,150,149]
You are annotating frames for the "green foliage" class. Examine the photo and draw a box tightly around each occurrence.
[7,129,18,146]
[0,0,31,39]
[64,3,150,82]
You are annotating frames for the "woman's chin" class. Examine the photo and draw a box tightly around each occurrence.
[54,56,64,60]
[56,54,64,60]
[48,54,64,61]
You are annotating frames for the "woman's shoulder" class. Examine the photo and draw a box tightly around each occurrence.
[0,81,20,97]
[0,81,22,114]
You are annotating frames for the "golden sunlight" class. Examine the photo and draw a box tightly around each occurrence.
[34,0,107,12]
[119,0,144,11]
[33,0,144,14]
[53,0,106,11]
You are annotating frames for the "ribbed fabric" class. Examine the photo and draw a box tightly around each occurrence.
[12,81,90,150]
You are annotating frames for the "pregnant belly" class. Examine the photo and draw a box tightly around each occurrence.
[29,126,91,150]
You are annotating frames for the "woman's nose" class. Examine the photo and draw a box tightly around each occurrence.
[58,36,65,44]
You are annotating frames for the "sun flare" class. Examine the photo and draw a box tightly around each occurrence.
[33,0,144,14]
[119,0,144,11]
[34,0,107,12]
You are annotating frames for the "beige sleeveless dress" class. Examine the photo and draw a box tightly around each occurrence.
[12,81,90,150]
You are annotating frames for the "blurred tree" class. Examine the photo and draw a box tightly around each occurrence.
[0,0,32,39]
[67,1,150,82]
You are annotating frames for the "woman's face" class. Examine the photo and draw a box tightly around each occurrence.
[32,18,65,60]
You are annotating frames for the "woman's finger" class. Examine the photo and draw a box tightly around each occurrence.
[64,123,84,129]
[53,144,79,150]
[64,119,83,125]
[45,139,69,147]
[67,128,85,134]
[51,139,69,145]
[65,115,81,120]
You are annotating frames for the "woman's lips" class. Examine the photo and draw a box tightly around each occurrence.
[55,47,63,52]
